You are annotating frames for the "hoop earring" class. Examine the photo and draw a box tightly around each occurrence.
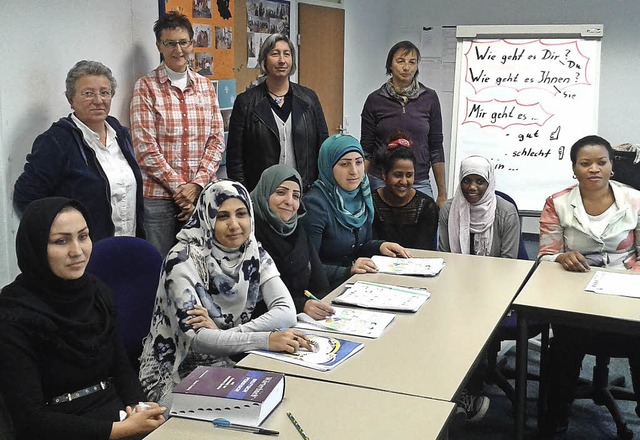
[611,170,615,177]
[572,174,576,179]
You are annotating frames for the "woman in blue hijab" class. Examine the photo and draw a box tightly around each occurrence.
[301,134,410,288]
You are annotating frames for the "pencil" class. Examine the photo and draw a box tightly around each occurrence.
[287,412,310,440]
[303,290,320,301]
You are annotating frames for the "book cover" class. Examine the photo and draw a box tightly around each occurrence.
[249,334,364,371]
[295,307,395,338]
[170,366,285,425]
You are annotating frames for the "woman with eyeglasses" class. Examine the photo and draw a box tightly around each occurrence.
[130,11,225,257]
[14,60,145,242]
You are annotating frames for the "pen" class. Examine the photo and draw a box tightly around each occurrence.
[287,412,310,440]
[212,418,279,436]
[303,290,320,301]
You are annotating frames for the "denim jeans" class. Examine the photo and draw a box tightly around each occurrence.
[367,173,434,198]
[143,198,182,258]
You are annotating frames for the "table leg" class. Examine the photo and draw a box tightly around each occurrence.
[515,311,528,439]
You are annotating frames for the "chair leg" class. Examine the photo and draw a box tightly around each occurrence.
[591,357,634,440]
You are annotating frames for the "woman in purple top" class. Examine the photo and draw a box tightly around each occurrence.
[360,40,446,207]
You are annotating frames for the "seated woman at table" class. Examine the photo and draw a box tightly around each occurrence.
[300,134,411,289]
[0,197,165,440]
[138,180,306,404]
[539,134,640,433]
[250,164,334,320]
[371,131,438,250]
[437,155,521,422]
[439,155,520,258]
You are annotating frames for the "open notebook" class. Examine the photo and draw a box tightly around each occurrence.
[332,280,430,312]
[295,307,395,338]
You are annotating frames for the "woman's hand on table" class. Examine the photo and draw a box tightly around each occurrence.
[303,299,335,320]
[380,242,412,258]
[269,329,314,353]
[556,251,590,272]
[110,402,165,439]
[350,257,378,275]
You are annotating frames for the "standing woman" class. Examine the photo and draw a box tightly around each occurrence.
[14,60,144,242]
[301,134,410,289]
[0,198,164,440]
[138,180,304,403]
[226,33,329,192]
[539,135,640,434]
[361,41,446,206]
[439,155,520,258]
[372,132,439,250]
[250,164,334,320]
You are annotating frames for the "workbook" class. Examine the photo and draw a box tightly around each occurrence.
[249,334,364,372]
[332,280,430,312]
[585,271,640,299]
[371,255,445,276]
[295,307,395,338]
[170,366,284,425]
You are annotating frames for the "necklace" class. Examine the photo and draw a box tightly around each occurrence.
[268,90,286,106]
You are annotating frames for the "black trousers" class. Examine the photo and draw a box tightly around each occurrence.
[546,324,640,419]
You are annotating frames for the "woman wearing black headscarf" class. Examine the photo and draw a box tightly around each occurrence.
[250,164,333,319]
[0,198,164,440]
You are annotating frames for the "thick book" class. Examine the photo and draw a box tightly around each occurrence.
[170,366,285,425]
[295,306,395,338]
[249,334,364,371]
[332,280,430,312]
[371,255,445,276]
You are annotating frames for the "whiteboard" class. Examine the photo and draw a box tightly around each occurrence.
[450,25,603,214]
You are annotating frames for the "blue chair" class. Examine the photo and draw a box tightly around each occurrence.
[86,237,162,371]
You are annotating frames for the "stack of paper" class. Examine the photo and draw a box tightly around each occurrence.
[371,255,445,276]
[585,271,640,299]
[295,307,395,338]
[332,281,430,312]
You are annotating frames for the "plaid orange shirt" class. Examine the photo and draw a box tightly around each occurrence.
[130,65,225,199]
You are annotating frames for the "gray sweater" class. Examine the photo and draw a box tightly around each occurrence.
[438,195,520,258]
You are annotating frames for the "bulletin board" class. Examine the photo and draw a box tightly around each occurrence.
[449,25,603,214]
[162,0,235,79]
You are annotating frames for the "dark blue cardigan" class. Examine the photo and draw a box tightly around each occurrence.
[14,115,145,241]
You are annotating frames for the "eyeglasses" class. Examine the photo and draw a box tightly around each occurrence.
[79,90,113,100]
[160,39,193,49]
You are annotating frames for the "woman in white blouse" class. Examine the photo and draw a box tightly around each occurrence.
[14,60,145,242]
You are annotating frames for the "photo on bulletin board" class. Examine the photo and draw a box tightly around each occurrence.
[246,0,290,68]
[162,0,235,79]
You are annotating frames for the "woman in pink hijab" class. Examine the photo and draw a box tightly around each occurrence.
[439,155,520,258]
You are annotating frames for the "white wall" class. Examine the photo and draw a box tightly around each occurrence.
[342,0,390,137]
[0,0,159,286]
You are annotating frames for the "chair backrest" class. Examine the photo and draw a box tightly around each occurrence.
[85,237,162,370]
[495,190,529,260]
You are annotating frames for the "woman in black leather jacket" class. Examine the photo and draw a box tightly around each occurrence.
[226,33,328,192]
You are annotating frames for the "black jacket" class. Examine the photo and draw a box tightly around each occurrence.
[226,81,328,192]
